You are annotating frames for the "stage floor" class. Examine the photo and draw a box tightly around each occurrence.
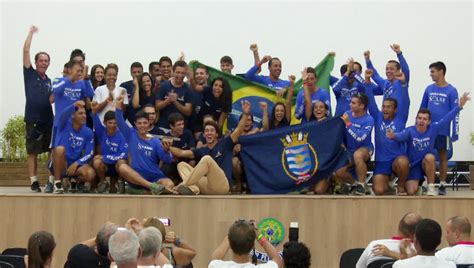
[1,186,473,268]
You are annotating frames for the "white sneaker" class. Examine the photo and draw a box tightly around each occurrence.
[54,181,64,194]
[427,183,437,196]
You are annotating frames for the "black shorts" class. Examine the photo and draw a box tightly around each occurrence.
[25,122,52,155]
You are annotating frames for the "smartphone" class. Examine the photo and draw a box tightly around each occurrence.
[159,218,171,226]
[289,222,299,242]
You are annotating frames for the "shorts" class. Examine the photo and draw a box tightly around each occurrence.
[105,164,118,177]
[408,162,425,181]
[50,125,59,148]
[25,122,52,154]
[434,135,450,151]
[374,160,394,176]
[348,146,374,164]
[47,159,81,177]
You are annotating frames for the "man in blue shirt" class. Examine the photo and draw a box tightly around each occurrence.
[335,93,375,195]
[115,95,175,195]
[51,101,95,194]
[332,60,365,117]
[163,101,251,195]
[388,92,469,196]
[155,61,193,132]
[364,69,410,195]
[91,110,128,194]
[245,55,290,94]
[420,61,459,195]
[22,25,55,192]
[364,44,411,122]
[187,64,209,137]
[295,67,332,123]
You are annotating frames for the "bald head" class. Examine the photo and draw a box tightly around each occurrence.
[398,212,423,238]
[445,216,471,246]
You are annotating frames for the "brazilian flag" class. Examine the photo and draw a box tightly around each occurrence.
[189,54,335,130]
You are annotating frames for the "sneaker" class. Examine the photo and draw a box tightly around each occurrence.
[334,182,351,195]
[177,184,196,195]
[54,182,64,194]
[438,184,447,196]
[117,179,126,194]
[427,184,437,196]
[44,182,54,193]
[351,184,366,196]
[97,181,110,194]
[77,182,86,193]
[30,181,41,193]
[69,178,78,193]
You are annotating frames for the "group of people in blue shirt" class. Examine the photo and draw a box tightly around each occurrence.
[22,26,469,196]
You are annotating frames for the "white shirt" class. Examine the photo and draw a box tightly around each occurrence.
[435,242,474,264]
[393,255,456,268]
[356,238,415,268]
[93,84,128,123]
[208,260,278,268]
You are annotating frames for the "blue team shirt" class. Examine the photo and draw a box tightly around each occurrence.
[420,83,459,140]
[295,88,332,122]
[332,75,365,117]
[344,110,374,153]
[23,66,54,125]
[116,109,172,182]
[365,82,407,161]
[366,53,410,122]
[189,88,204,132]
[394,106,460,165]
[52,77,94,125]
[156,80,192,129]
[245,65,291,91]
[191,136,235,184]
[56,104,94,166]
[92,114,128,165]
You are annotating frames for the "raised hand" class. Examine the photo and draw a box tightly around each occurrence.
[74,100,86,109]
[276,88,287,98]
[125,218,143,234]
[165,231,176,244]
[289,75,296,86]
[390,44,401,54]
[250,43,258,52]
[327,51,336,57]
[133,76,139,88]
[260,55,272,65]
[459,92,471,108]
[241,100,251,114]
[29,25,39,34]
[301,68,309,83]
[363,50,370,60]
[394,71,406,83]
[178,51,186,61]
[341,113,351,126]
[90,101,99,113]
[259,101,268,111]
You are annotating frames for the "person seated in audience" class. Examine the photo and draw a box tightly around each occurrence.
[335,93,374,196]
[209,220,283,268]
[392,218,455,268]
[199,77,233,137]
[143,217,196,267]
[115,95,176,195]
[295,67,331,123]
[158,113,196,185]
[261,75,294,131]
[282,241,311,268]
[51,101,96,194]
[25,231,56,268]
[137,227,173,268]
[220,56,234,74]
[108,229,141,268]
[155,60,192,133]
[92,63,128,123]
[64,222,118,268]
[132,72,157,111]
[364,69,410,195]
[91,110,128,193]
[387,92,470,195]
[163,101,251,195]
[356,212,422,267]
[435,216,474,265]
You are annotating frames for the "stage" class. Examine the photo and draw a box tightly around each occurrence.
[1,187,474,268]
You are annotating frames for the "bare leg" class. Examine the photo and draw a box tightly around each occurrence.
[372,174,389,195]
[353,148,370,183]
[423,154,436,184]
[53,146,67,182]
[393,156,409,194]
[76,164,96,182]
[438,149,448,183]
[314,179,330,194]
[116,162,152,189]
[232,156,243,192]
[92,155,107,182]
[405,180,419,195]
[27,154,38,178]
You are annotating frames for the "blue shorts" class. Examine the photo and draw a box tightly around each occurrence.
[105,164,118,177]
[48,159,80,177]
[434,135,450,151]
[374,160,394,176]
[408,162,425,181]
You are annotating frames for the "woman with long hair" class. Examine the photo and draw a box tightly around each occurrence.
[132,72,157,110]
[90,64,105,89]
[199,77,232,134]
[26,231,56,268]
[261,75,295,130]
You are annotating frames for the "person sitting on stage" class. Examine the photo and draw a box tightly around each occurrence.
[295,67,331,123]
[356,212,422,268]
[335,93,374,196]
[51,101,96,194]
[387,92,470,196]
[261,75,295,130]
[435,216,474,265]
[209,220,283,268]
[364,69,410,195]
[392,219,455,268]
[163,101,251,195]
[114,94,176,195]
[91,109,128,193]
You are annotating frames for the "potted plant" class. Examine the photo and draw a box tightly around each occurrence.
[0,116,48,186]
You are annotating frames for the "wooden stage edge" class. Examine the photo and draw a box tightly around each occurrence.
[1,193,474,268]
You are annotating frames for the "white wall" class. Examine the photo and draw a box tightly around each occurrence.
[1,0,473,160]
